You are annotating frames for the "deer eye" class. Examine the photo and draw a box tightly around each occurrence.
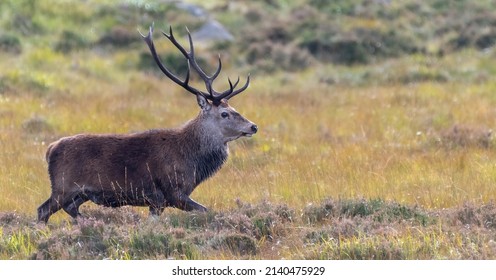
[221,112,229,119]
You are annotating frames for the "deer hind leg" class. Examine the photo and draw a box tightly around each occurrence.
[146,187,166,216]
[37,196,63,223]
[62,194,88,218]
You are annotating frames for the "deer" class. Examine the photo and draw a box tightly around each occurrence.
[37,25,258,223]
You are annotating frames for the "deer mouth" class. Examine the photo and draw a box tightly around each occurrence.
[241,124,257,137]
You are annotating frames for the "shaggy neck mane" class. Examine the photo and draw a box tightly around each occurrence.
[180,115,229,184]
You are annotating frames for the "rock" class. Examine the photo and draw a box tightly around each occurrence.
[175,2,207,18]
[191,20,234,43]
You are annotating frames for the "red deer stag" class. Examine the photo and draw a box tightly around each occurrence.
[37,25,257,222]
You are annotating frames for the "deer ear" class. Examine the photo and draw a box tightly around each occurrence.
[197,94,212,111]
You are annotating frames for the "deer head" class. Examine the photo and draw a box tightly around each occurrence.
[140,24,257,143]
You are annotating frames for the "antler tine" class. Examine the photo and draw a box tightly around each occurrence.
[216,74,250,102]
[230,76,241,90]
[184,28,218,98]
[141,24,204,97]
[142,24,250,105]
[162,26,188,57]
[211,55,222,81]
[228,77,238,92]
[184,60,191,85]
[184,28,221,79]
[216,76,240,97]
[223,77,236,99]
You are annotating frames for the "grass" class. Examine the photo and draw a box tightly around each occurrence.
[3,53,496,257]
[1,200,496,259]
[2,0,496,259]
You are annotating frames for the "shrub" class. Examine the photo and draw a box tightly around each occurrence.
[213,213,254,234]
[130,232,172,256]
[300,28,419,65]
[303,199,336,224]
[10,13,43,36]
[397,68,450,84]
[246,42,314,73]
[21,116,54,135]
[54,30,88,53]
[308,0,363,15]
[138,50,211,77]
[451,203,496,229]
[0,76,8,93]
[35,226,107,260]
[438,124,492,149]
[129,231,198,259]
[446,13,496,51]
[475,32,496,49]
[251,212,278,239]
[240,19,314,72]
[81,206,141,225]
[209,233,258,256]
[0,70,52,95]
[167,211,215,229]
[303,198,431,226]
[98,26,137,48]
[0,34,22,54]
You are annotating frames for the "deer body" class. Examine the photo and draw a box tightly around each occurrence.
[37,25,257,222]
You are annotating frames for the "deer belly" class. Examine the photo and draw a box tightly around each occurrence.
[84,188,163,207]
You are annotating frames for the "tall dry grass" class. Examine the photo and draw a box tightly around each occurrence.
[2,64,496,220]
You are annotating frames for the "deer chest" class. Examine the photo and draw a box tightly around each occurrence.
[194,148,228,184]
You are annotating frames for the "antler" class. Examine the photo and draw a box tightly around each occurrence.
[140,24,250,105]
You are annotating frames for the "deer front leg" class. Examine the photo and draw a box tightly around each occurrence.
[184,197,208,212]
[149,206,165,216]
[172,193,208,212]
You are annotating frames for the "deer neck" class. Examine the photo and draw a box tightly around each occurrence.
[180,115,229,185]
[182,114,228,155]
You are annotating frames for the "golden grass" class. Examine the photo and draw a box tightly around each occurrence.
[1,14,496,223]
[196,78,496,211]
[2,65,496,220]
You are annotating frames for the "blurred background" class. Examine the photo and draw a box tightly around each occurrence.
[3,0,496,87]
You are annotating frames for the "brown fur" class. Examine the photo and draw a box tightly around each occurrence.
[38,103,257,222]
[38,26,257,223]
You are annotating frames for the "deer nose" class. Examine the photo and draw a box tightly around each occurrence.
[251,124,258,133]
